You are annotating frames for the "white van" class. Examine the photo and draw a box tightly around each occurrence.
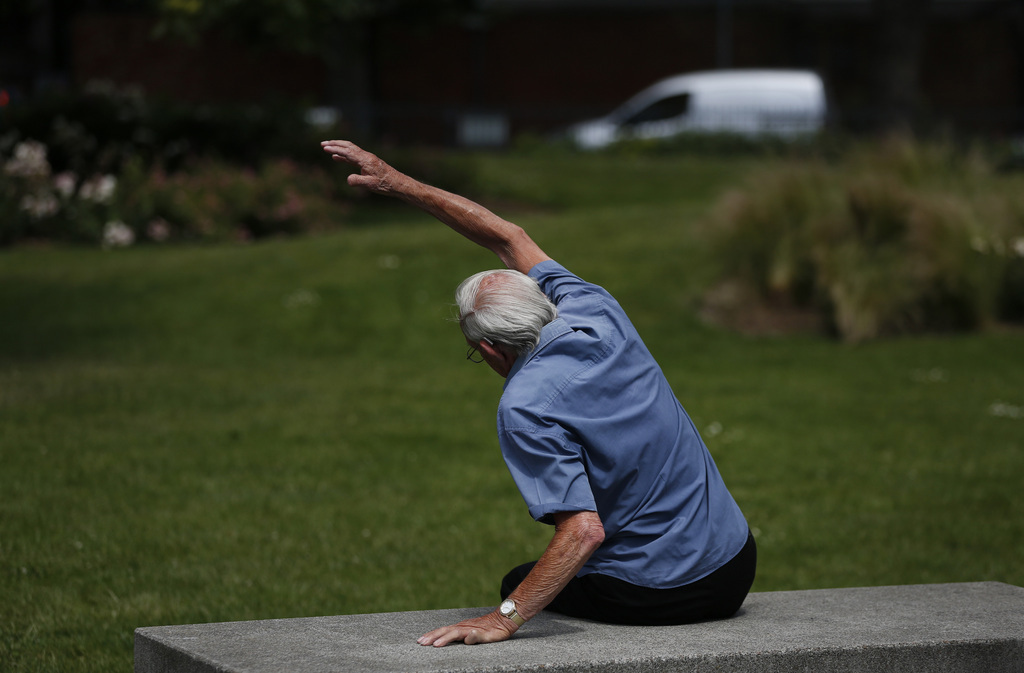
[569,69,827,149]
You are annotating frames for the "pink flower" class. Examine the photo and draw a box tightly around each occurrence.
[147,218,171,242]
[53,172,77,198]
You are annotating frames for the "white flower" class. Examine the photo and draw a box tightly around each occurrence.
[102,220,135,248]
[4,140,50,178]
[19,192,59,218]
[80,174,117,203]
[53,172,77,198]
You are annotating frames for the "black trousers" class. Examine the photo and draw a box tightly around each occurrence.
[500,530,757,626]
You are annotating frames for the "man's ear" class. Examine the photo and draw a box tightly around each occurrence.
[478,338,504,359]
[479,338,517,375]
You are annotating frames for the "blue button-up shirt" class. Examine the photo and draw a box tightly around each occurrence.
[498,261,749,588]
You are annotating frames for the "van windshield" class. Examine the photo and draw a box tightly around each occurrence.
[622,93,691,126]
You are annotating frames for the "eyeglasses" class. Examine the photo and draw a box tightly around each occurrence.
[466,338,493,364]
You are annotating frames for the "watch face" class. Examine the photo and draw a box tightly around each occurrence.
[500,599,515,616]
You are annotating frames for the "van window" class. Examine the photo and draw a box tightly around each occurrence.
[623,93,691,126]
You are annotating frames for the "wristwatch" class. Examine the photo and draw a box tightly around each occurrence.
[499,598,526,626]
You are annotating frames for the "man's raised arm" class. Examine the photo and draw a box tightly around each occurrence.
[322,140,550,274]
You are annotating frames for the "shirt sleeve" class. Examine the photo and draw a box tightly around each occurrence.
[529,260,617,309]
[499,425,598,525]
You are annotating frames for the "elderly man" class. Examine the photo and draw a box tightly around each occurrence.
[322,140,755,648]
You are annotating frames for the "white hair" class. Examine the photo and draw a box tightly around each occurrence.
[456,269,558,356]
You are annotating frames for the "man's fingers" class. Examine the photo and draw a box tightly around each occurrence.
[436,629,469,647]
[321,140,367,165]
[417,625,456,646]
[322,140,391,193]
[320,139,355,152]
[418,626,466,648]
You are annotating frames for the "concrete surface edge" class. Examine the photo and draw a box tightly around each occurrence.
[134,582,1024,673]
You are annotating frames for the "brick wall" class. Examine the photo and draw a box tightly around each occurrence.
[71,13,326,104]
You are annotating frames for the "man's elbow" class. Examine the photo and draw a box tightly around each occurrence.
[584,525,605,554]
[499,225,549,274]
[555,510,606,556]
[577,514,606,554]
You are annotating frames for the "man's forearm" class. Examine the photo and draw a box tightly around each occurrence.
[507,510,605,621]
[387,172,540,271]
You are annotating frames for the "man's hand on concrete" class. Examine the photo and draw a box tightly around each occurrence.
[321,140,399,195]
[417,610,519,648]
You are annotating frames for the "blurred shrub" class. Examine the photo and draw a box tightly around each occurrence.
[115,157,349,244]
[0,137,353,246]
[707,138,1024,340]
[712,166,832,306]
[0,139,120,245]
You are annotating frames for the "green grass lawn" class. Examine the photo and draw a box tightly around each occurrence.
[2,150,1022,672]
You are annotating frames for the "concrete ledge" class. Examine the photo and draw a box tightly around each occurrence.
[135,581,1024,673]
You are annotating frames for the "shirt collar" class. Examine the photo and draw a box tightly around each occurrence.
[504,317,572,387]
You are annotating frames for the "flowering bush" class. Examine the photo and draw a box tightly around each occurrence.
[0,82,358,246]
[0,139,351,246]
[115,156,348,243]
[0,140,122,244]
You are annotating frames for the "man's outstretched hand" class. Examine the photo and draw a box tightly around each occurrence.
[417,610,519,648]
[321,140,400,195]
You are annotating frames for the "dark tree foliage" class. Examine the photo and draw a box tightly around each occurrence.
[152,0,474,138]
[154,0,473,53]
